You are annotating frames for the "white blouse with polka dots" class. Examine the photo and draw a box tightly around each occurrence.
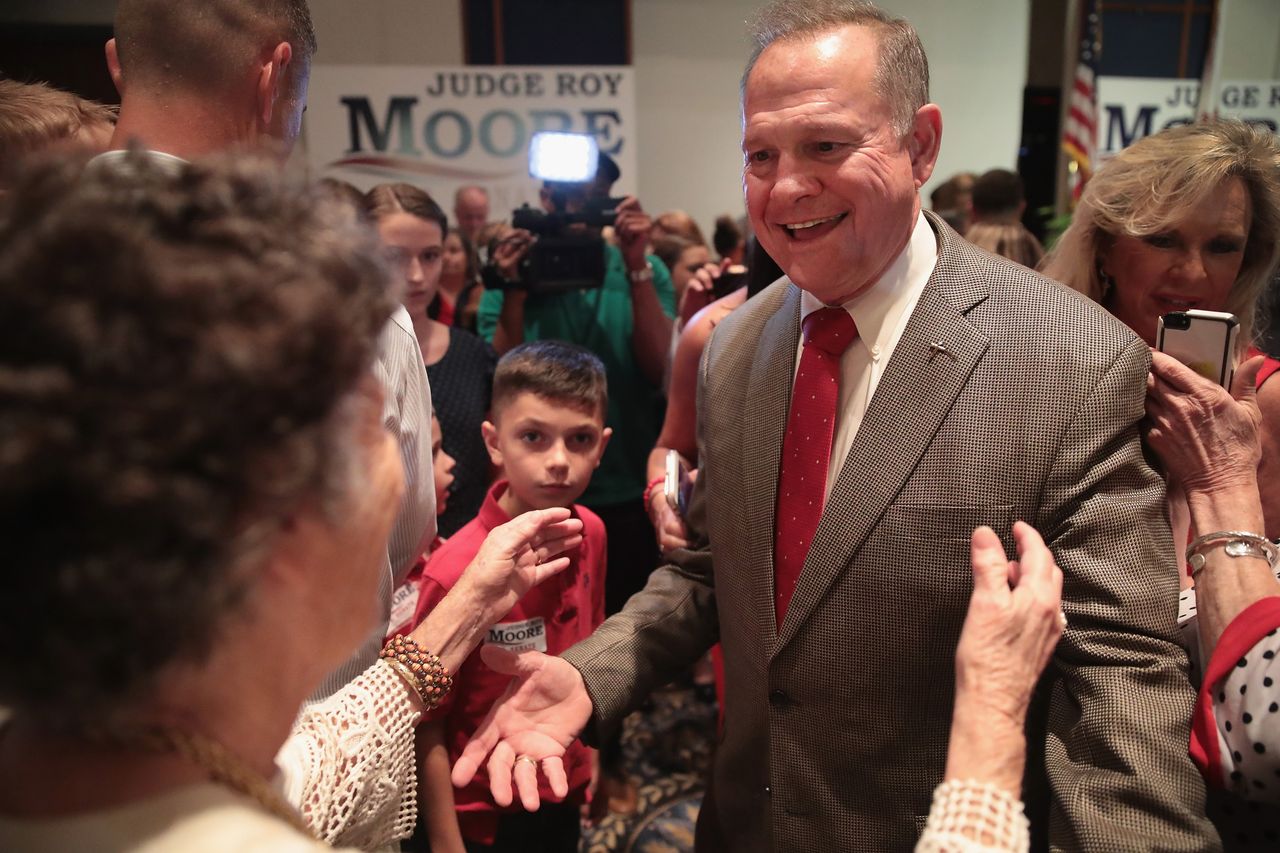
[1179,573,1280,802]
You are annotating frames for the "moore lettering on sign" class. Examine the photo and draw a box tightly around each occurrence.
[1096,77,1280,161]
[302,66,637,215]
[485,617,548,654]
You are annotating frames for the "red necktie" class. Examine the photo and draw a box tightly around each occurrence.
[774,307,859,628]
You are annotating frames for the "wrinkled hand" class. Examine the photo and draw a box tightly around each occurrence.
[678,260,727,326]
[1145,352,1263,498]
[456,508,584,625]
[451,647,595,810]
[615,196,652,271]
[492,229,535,281]
[953,522,1063,726]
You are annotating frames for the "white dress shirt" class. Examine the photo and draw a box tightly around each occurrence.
[796,210,938,500]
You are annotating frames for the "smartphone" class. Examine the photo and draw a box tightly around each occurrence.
[663,450,693,518]
[1156,309,1239,387]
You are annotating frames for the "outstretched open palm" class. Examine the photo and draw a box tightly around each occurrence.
[451,646,595,811]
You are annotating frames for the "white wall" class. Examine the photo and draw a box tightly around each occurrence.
[4,0,1031,240]
[307,0,464,66]
[1216,0,1280,80]
[303,0,1030,240]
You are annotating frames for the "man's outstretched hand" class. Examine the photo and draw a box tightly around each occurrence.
[451,646,595,811]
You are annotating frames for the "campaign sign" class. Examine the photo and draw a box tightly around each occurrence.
[1096,77,1280,161]
[303,65,637,214]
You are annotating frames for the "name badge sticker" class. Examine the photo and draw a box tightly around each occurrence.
[485,616,548,653]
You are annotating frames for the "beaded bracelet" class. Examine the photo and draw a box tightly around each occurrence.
[380,634,454,710]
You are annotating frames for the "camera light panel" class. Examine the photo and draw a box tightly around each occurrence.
[528,132,599,183]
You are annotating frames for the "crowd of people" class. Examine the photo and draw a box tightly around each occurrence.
[1,0,1278,851]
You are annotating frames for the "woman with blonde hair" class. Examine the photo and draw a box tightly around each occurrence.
[1043,119,1280,840]
[1041,120,1280,353]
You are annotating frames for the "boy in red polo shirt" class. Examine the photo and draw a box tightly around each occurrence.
[414,341,610,852]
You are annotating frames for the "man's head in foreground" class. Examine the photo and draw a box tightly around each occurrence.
[105,0,316,156]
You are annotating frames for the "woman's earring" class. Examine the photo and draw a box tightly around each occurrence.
[1096,263,1115,299]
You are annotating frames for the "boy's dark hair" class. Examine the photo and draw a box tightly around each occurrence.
[492,341,608,419]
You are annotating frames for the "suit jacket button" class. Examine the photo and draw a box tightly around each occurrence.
[768,689,789,707]
[763,785,771,796]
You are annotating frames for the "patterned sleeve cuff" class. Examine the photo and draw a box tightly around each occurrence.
[915,779,1029,853]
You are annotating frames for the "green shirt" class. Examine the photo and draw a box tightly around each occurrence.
[478,244,676,506]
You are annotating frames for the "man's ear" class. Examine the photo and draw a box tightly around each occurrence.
[105,38,124,95]
[593,426,613,469]
[257,41,293,128]
[907,103,943,189]
[481,420,503,467]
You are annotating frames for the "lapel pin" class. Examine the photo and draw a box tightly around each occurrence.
[928,342,957,362]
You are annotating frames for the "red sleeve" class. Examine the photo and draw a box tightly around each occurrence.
[410,569,453,629]
[1190,596,1280,785]
[1257,357,1279,389]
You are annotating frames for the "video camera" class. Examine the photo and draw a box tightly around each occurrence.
[482,132,624,295]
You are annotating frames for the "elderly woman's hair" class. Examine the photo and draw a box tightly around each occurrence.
[0,152,393,721]
[744,0,928,138]
[1041,120,1280,349]
[365,182,449,236]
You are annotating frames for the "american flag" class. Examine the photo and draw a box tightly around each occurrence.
[1062,0,1101,196]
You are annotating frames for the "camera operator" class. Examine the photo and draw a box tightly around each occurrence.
[476,158,675,813]
[479,168,675,553]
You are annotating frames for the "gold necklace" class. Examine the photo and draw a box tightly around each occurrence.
[88,724,315,840]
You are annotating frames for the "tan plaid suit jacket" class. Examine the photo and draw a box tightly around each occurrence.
[562,213,1219,852]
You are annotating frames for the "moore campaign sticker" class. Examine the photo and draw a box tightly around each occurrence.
[485,617,548,654]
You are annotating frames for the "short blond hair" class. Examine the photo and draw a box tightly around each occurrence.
[0,79,116,164]
[1041,120,1280,350]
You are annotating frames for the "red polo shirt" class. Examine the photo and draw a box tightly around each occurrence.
[413,481,606,843]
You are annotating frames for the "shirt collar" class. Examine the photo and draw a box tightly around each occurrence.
[476,480,582,532]
[89,148,189,175]
[799,210,938,355]
[478,481,516,532]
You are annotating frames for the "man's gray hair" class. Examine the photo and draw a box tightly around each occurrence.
[743,0,929,138]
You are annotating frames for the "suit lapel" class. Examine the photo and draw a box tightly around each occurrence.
[741,285,801,650]
[775,218,992,651]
